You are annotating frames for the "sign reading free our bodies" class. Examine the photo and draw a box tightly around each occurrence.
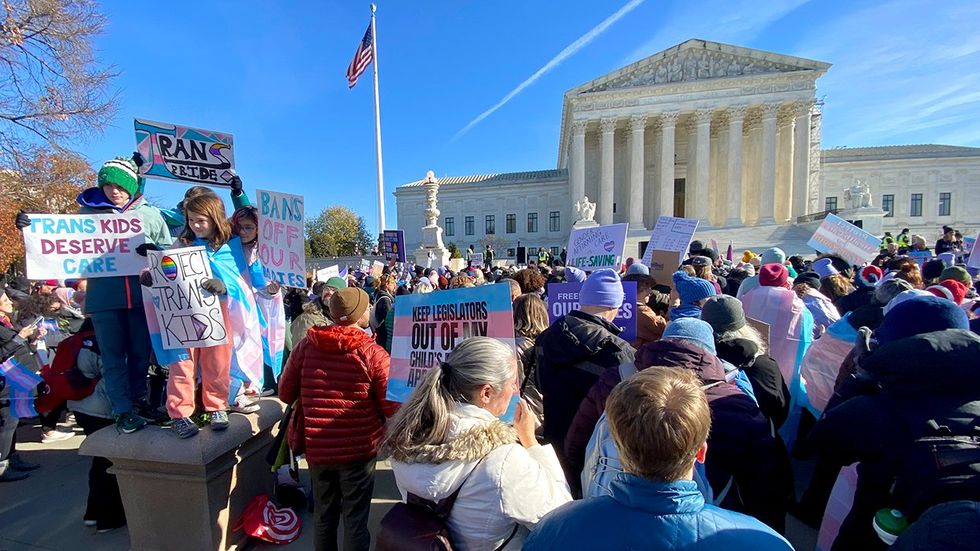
[22,213,147,279]
[135,119,236,187]
[566,223,629,271]
[145,247,228,349]
[546,282,638,343]
[257,189,306,288]
[388,284,516,404]
[807,213,882,266]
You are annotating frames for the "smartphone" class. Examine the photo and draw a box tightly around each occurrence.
[32,316,44,328]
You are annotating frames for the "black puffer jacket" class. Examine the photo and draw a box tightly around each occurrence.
[535,310,634,479]
[715,338,789,428]
[807,329,980,550]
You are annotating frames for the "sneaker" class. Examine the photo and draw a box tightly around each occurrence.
[172,417,199,439]
[115,412,147,434]
[230,396,260,415]
[209,410,229,431]
[41,429,74,443]
[0,469,29,482]
[134,401,167,423]
[84,519,97,527]
[96,518,126,533]
[259,388,276,397]
[9,455,40,472]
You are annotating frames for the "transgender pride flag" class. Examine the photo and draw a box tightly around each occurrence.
[1,356,42,418]
[387,284,516,404]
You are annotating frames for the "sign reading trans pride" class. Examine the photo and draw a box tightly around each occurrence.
[807,213,882,266]
[566,223,629,271]
[135,119,236,187]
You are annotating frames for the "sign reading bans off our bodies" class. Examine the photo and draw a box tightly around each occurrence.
[135,119,236,187]
[144,247,228,350]
[22,213,147,279]
[387,284,515,403]
[257,189,306,288]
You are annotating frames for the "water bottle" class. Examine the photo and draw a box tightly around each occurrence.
[872,508,908,545]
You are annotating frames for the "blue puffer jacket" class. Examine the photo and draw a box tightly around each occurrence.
[524,475,793,551]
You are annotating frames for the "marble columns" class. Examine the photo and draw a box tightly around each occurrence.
[758,103,779,224]
[628,114,647,229]
[725,105,746,226]
[599,117,617,225]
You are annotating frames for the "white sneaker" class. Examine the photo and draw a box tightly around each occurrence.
[41,429,73,443]
[230,396,260,414]
[84,520,97,527]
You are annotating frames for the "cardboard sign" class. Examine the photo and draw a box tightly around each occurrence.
[22,213,147,279]
[641,216,699,266]
[647,249,683,292]
[546,282,637,343]
[257,189,306,288]
[144,247,228,349]
[470,252,484,268]
[566,223,629,271]
[135,119,235,187]
[746,317,771,354]
[388,284,515,403]
[806,214,882,266]
[383,230,406,263]
[315,265,339,282]
[372,260,384,278]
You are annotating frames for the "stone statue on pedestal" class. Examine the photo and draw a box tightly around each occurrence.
[574,196,596,222]
[844,180,873,209]
[415,170,450,268]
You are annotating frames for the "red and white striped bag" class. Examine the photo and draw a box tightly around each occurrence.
[234,494,301,545]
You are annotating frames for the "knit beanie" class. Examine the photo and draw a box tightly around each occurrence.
[742,263,756,277]
[689,241,705,256]
[691,256,711,268]
[701,295,746,334]
[874,278,913,306]
[580,269,624,309]
[325,276,348,289]
[329,287,370,325]
[812,258,838,279]
[927,280,967,305]
[625,262,650,276]
[702,248,719,262]
[794,271,821,290]
[98,157,141,198]
[564,266,587,283]
[672,271,716,304]
[761,247,786,266]
[759,263,789,288]
[921,260,944,282]
[941,266,973,287]
[662,318,717,354]
[856,265,884,289]
[742,250,756,264]
[876,295,969,345]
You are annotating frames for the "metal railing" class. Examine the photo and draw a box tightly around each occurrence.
[796,209,839,224]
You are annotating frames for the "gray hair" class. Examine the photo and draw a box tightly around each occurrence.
[716,323,768,357]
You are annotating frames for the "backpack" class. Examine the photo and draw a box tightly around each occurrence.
[233,494,301,545]
[370,293,392,331]
[376,456,518,551]
[35,329,99,414]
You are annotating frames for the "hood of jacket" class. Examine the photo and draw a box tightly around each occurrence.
[536,310,625,366]
[77,186,146,213]
[306,324,373,353]
[715,337,761,367]
[635,338,726,383]
[862,329,980,395]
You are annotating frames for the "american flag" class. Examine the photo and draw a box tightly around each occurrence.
[346,23,374,89]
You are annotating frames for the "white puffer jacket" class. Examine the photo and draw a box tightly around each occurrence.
[389,403,572,551]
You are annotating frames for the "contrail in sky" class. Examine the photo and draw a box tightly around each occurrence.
[453,0,647,140]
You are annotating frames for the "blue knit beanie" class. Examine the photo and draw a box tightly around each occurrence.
[761,247,786,266]
[580,269,624,309]
[875,295,969,345]
[662,318,717,354]
[626,262,650,276]
[672,271,716,305]
[564,266,587,283]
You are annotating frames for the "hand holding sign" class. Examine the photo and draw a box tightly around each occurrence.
[144,247,229,350]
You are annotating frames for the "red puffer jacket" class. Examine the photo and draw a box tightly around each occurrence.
[279,324,399,465]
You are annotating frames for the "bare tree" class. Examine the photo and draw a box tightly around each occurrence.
[0,0,117,167]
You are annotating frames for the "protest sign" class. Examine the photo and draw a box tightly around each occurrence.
[641,216,699,266]
[806,214,881,266]
[547,282,637,343]
[909,250,932,268]
[470,252,484,268]
[372,260,385,278]
[647,249,683,294]
[566,223,629,271]
[388,284,515,404]
[144,247,228,350]
[257,189,306,288]
[315,265,339,282]
[22,213,147,280]
[134,119,235,187]
[746,317,771,353]
[969,233,980,269]
[383,230,406,263]
[360,259,371,272]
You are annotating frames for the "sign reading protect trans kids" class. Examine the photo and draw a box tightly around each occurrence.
[566,223,629,272]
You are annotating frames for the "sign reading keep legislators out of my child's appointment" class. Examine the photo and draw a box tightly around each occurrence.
[806,213,882,266]
[566,223,629,271]
[257,189,306,288]
[22,213,147,279]
[135,118,236,187]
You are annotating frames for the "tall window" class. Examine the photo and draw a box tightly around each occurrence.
[825,196,838,212]
[444,216,455,236]
[464,216,474,236]
[549,211,560,232]
[550,246,559,256]
[506,213,516,234]
[527,212,538,233]
[485,215,495,235]
[910,193,923,217]
[881,194,894,218]
[938,192,951,216]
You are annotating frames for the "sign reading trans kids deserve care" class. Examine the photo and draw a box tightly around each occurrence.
[257,189,306,288]
[566,223,629,271]
[806,214,882,266]
[641,216,700,266]
[134,119,236,187]
[388,284,516,404]
[22,213,147,279]
[546,282,637,343]
[145,247,228,350]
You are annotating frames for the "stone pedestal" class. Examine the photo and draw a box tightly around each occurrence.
[79,400,286,551]
[415,226,450,268]
[572,219,599,229]
[836,206,886,236]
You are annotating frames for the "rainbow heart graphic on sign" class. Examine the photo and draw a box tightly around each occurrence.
[603,241,616,252]
[160,256,178,280]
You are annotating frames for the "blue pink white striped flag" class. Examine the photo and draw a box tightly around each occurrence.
[1,356,41,418]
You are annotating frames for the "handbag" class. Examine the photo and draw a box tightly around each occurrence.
[233,494,301,545]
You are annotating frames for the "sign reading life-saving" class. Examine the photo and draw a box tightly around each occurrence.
[22,213,147,279]
[566,223,629,271]
[134,119,236,187]
[257,189,306,288]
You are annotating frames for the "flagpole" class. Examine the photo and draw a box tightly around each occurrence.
[370,3,386,236]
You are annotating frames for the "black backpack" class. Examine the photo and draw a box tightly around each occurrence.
[890,417,980,520]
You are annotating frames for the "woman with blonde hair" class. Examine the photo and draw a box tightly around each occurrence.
[381,337,571,550]
[513,294,549,425]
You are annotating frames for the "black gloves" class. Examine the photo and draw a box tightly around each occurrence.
[139,272,154,287]
[230,174,243,196]
[201,278,227,295]
[15,211,30,230]
[132,151,145,169]
[135,243,162,257]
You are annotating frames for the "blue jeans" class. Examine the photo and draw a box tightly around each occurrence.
[90,308,152,415]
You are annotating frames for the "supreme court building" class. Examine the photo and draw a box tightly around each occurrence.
[395,39,980,259]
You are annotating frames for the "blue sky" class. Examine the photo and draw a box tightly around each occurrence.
[78,0,980,233]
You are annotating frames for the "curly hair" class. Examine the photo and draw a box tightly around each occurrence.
[512,268,546,294]
[889,257,924,289]
[819,274,855,302]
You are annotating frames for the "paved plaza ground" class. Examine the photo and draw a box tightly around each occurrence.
[0,414,818,551]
